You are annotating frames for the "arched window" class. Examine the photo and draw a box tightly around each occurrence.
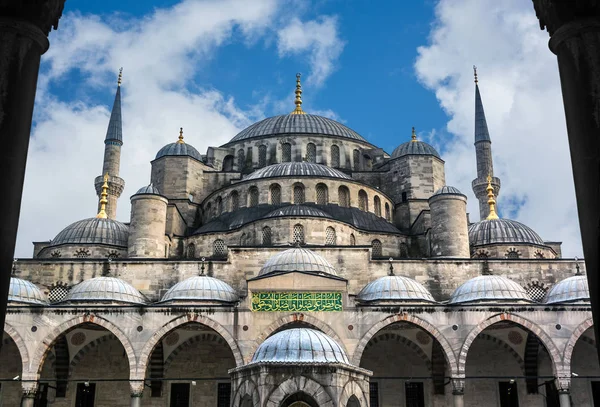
[216,196,223,215]
[350,234,356,246]
[353,149,360,170]
[385,202,391,221]
[374,196,381,217]
[248,186,259,207]
[222,155,234,171]
[525,281,548,302]
[230,191,239,211]
[213,239,227,257]
[534,251,545,259]
[331,145,340,167]
[325,227,336,245]
[506,249,520,259]
[293,224,305,244]
[358,190,368,211]
[270,184,281,205]
[237,149,245,171]
[338,186,350,207]
[282,142,292,162]
[347,395,361,407]
[316,183,328,205]
[187,243,196,259]
[306,143,316,163]
[262,226,272,246]
[371,239,382,257]
[258,145,267,168]
[293,184,305,204]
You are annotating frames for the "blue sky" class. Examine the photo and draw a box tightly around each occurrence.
[17,0,582,258]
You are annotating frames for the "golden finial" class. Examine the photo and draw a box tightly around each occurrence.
[96,173,109,219]
[117,67,123,87]
[486,174,499,220]
[290,73,306,115]
[411,126,417,142]
[177,127,185,144]
[473,65,478,84]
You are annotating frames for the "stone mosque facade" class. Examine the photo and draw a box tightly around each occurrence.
[1,71,596,407]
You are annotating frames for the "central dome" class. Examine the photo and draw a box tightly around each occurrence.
[245,162,351,181]
[259,247,337,277]
[226,114,366,144]
[468,218,545,246]
[52,218,129,247]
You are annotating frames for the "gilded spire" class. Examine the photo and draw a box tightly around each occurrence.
[486,174,499,220]
[411,126,417,142]
[473,65,478,84]
[96,173,109,219]
[177,127,185,144]
[290,73,306,115]
[117,67,123,86]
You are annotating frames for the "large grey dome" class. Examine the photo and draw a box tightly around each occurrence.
[9,278,47,305]
[64,277,146,304]
[449,275,531,304]
[468,218,545,246]
[52,218,129,247]
[155,141,202,161]
[259,247,337,277]
[227,114,366,144]
[245,162,351,181]
[251,328,349,364]
[357,275,436,303]
[544,275,590,304]
[264,205,333,219]
[160,276,238,303]
[391,140,440,159]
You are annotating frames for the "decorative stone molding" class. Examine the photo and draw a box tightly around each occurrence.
[0,0,65,36]
[129,380,145,397]
[231,378,260,407]
[3,322,30,373]
[533,0,600,36]
[339,380,369,407]
[562,317,594,372]
[451,378,465,395]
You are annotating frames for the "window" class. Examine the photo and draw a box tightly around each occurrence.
[258,145,267,168]
[186,243,195,259]
[293,224,305,244]
[216,197,223,215]
[506,248,520,259]
[353,149,360,170]
[369,382,379,407]
[75,248,90,258]
[170,383,190,407]
[217,383,231,407]
[248,187,259,207]
[325,227,336,245]
[405,382,425,407]
[306,143,316,163]
[347,396,361,407]
[316,183,328,205]
[262,226,272,246]
[270,184,281,205]
[213,239,227,258]
[331,145,340,167]
[371,239,382,257]
[222,155,234,171]
[534,251,545,259]
[358,190,368,211]
[499,381,519,407]
[385,203,391,221]
[48,282,70,303]
[293,184,305,204]
[75,383,96,407]
[237,149,245,171]
[282,142,292,162]
[350,234,356,246]
[230,191,239,211]
[338,186,350,207]
[525,281,548,302]
[374,196,381,216]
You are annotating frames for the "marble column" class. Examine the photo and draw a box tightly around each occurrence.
[452,378,465,407]
[0,0,66,340]
[130,380,145,407]
[20,381,38,407]
[559,390,571,407]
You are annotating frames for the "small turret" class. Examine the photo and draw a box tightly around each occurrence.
[128,184,168,258]
[428,186,469,257]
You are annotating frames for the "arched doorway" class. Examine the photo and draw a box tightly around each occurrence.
[570,326,599,405]
[281,392,319,407]
[1,331,23,406]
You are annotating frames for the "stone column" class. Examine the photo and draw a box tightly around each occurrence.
[532,0,600,366]
[0,0,66,342]
[556,377,571,407]
[20,380,38,407]
[130,380,145,407]
[559,390,571,407]
[451,378,465,407]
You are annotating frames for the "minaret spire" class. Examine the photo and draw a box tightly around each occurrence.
[290,73,306,115]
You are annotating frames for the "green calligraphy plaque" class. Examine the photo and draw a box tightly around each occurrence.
[251,292,342,312]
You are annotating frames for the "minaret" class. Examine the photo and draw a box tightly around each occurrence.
[471,66,501,220]
[95,68,125,219]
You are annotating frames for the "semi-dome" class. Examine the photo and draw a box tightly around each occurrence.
[449,275,531,304]
[264,205,333,219]
[51,218,129,247]
[227,114,367,145]
[251,328,349,364]
[544,275,590,304]
[245,162,351,181]
[134,183,161,195]
[357,275,436,303]
[468,218,545,247]
[64,277,146,304]
[391,140,440,159]
[259,247,337,277]
[431,186,465,197]
[9,277,47,305]
[160,275,239,303]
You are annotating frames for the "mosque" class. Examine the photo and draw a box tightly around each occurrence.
[0,69,595,407]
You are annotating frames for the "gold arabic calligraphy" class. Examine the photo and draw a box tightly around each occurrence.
[251,292,342,312]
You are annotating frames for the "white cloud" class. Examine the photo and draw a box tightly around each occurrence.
[414,0,582,256]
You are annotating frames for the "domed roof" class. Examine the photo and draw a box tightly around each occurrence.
[160,275,238,303]
[8,278,47,305]
[251,328,349,364]
[259,247,337,277]
[64,277,146,304]
[468,218,545,246]
[135,183,161,195]
[264,205,333,219]
[431,186,465,197]
[544,275,590,304]
[155,142,202,161]
[449,275,531,304]
[52,218,129,247]
[227,114,366,144]
[357,275,436,303]
[245,162,351,181]
[391,140,440,159]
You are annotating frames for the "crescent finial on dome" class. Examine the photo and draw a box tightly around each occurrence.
[486,174,499,220]
[177,127,185,144]
[96,173,109,219]
[290,73,306,115]
[411,126,417,142]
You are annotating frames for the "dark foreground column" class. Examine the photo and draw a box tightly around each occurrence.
[532,0,600,365]
[0,1,66,334]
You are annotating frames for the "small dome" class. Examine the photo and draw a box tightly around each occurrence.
[431,186,465,197]
[357,275,436,303]
[52,218,129,247]
[251,328,349,364]
[544,275,590,304]
[468,218,545,246]
[449,275,531,304]
[155,142,202,161]
[245,162,351,181]
[135,183,161,195]
[227,114,366,144]
[64,277,146,304]
[391,140,440,159]
[259,247,337,277]
[160,275,238,303]
[264,205,333,219]
[9,278,47,305]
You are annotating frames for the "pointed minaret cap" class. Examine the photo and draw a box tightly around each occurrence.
[177,127,185,144]
[486,174,499,220]
[290,73,306,115]
[474,65,491,143]
[105,68,123,144]
[96,173,109,219]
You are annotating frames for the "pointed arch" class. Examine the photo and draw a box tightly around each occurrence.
[3,322,30,374]
[340,380,369,407]
[266,376,333,407]
[232,378,260,407]
[563,317,594,373]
